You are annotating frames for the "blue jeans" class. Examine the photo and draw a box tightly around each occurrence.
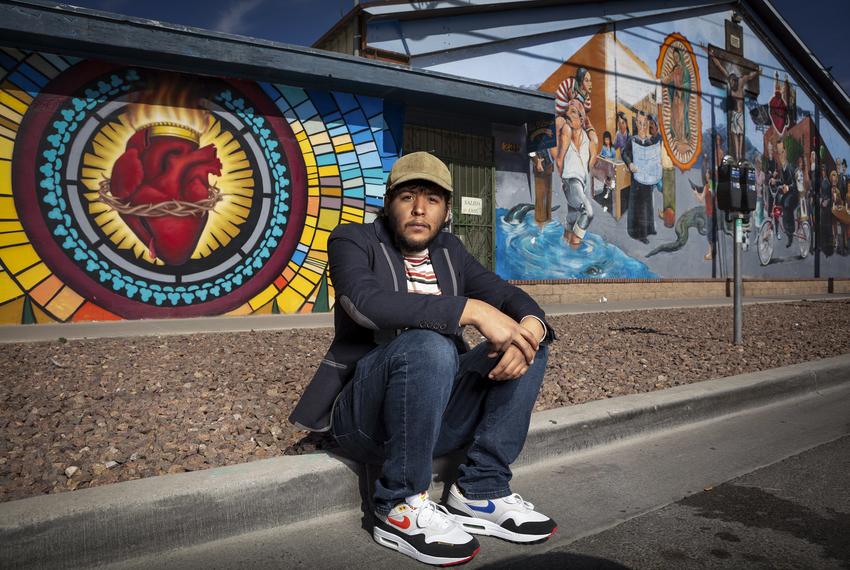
[331,329,549,516]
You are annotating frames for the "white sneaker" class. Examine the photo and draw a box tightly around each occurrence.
[373,492,480,566]
[445,484,557,544]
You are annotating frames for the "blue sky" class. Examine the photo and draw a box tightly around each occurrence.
[67,0,352,45]
[65,0,849,94]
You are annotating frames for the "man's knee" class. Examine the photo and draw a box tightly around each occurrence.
[388,329,459,378]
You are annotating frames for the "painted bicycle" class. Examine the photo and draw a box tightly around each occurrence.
[756,185,811,266]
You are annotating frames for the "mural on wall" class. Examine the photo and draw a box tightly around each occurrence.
[0,48,399,324]
[491,10,850,281]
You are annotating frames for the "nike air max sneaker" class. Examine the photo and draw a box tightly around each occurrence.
[445,484,557,544]
[373,492,480,566]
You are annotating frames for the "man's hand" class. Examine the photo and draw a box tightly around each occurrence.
[489,345,528,381]
[460,299,539,366]
[488,317,545,381]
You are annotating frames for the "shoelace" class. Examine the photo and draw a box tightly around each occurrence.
[501,493,535,511]
[416,499,454,530]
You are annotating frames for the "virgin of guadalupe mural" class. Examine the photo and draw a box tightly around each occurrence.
[657,33,702,170]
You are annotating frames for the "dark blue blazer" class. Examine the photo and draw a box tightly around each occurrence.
[288,217,554,431]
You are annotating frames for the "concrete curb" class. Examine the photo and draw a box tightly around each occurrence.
[4,294,848,344]
[0,311,335,344]
[2,355,849,569]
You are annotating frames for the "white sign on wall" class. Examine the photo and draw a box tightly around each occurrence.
[460,196,483,216]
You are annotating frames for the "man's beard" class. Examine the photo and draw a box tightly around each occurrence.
[389,215,441,254]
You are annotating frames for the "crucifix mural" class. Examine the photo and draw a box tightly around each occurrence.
[707,19,761,161]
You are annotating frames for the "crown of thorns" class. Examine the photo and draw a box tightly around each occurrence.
[97,178,223,217]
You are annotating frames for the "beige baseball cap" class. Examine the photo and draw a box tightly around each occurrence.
[386,151,453,194]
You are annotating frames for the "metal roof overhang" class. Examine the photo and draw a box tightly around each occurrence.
[0,0,553,125]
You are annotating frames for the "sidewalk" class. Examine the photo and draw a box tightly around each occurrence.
[2,292,848,344]
[2,352,849,569]
[104,382,850,569]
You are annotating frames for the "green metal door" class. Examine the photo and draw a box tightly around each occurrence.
[403,125,495,270]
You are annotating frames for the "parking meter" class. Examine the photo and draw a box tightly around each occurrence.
[737,159,757,211]
[716,155,741,211]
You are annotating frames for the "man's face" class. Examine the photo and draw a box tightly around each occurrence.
[387,184,450,254]
[566,104,582,129]
[778,143,787,165]
[637,114,648,137]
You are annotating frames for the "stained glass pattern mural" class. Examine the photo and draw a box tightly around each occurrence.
[0,47,399,324]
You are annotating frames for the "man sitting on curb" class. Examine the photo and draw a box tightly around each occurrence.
[289,152,557,566]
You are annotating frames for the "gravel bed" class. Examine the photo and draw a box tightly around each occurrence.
[1,299,849,504]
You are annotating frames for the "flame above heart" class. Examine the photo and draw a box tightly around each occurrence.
[126,81,211,140]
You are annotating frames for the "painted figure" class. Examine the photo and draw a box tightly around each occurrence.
[600,131,616,159]
[831,170,847,255]
[710,53,760,160]
[715,134,726,177]
[753,151,765,227]
[795,154,809,221]
[622,111,661,243]
[830,170,846,253]
[667,47,692,146]
[769,140,798,248]
[614,111,630,158]
[555,68,599,151]
[701,152,716,260]
[555,99,596,247]
[290,152,557,565]
[818,164,835,256]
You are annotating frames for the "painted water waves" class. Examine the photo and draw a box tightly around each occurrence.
[496,208,656,280]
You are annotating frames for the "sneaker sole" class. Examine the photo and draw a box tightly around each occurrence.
[373,527,480,566]
[448,510,557,545]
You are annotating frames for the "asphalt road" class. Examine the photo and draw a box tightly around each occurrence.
[488,435,850,569]
[102,382,850,570]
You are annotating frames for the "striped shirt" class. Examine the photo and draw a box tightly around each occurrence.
[403,253,441,295]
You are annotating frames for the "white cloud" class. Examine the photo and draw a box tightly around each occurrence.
[212,0,266,34]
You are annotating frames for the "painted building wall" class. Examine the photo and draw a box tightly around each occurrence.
[386,8,850,281]
[0,48,401,324]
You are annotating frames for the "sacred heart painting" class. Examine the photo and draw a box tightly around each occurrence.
[13,63,307,318]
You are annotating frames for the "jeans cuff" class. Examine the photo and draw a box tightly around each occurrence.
[374,502,393,517]
[458,485,512,501]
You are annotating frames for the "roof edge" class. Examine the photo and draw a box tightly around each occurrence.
[739,0,850,142]
[0,0,554,123]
